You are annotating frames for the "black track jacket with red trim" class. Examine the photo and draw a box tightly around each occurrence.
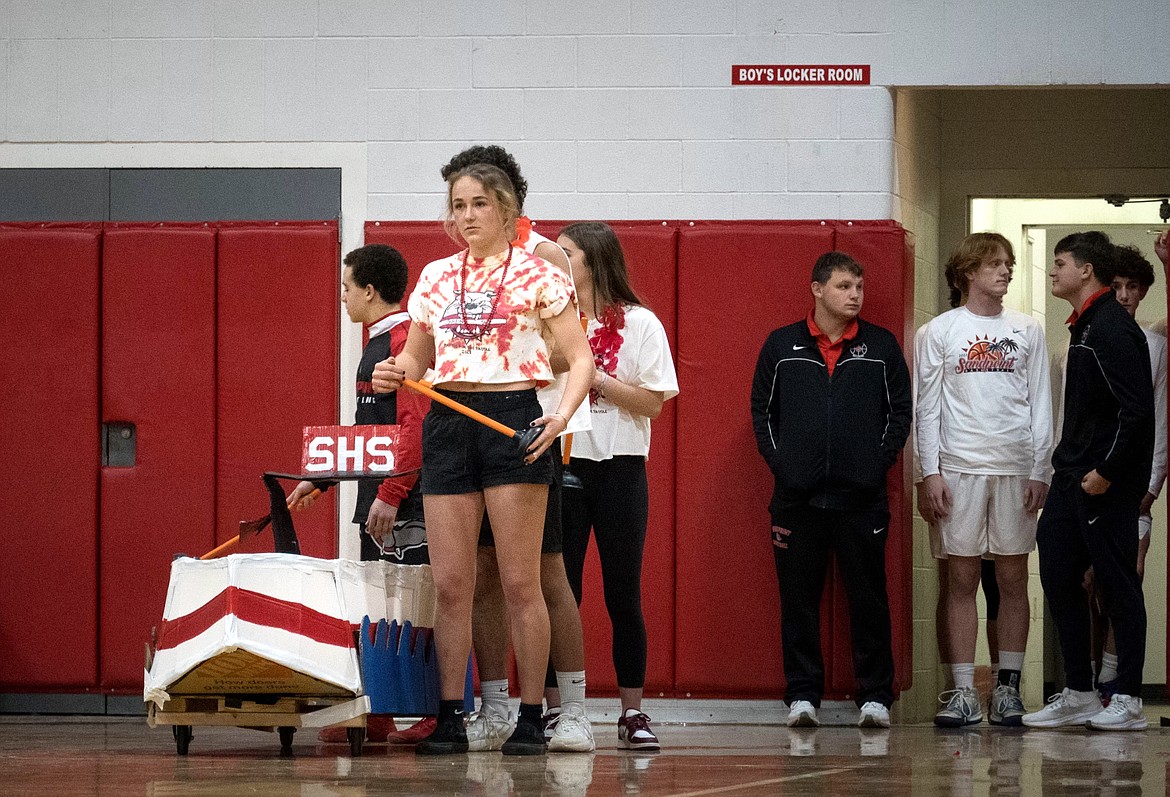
[1054,290,1154,499]
[751,317,912,515]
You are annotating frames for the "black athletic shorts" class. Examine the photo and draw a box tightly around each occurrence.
[479,437,563,554]
[421,388,553,495]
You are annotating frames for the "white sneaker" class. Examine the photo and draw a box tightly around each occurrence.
[548,709,595,752]
[466,709,516,752]
[786,700,819,728]
[1087,694,1148,731]
[1021,688,1103,728]
[858,701,890,728]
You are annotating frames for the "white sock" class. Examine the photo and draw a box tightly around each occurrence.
[951,663,976,690]
[1099,652,1119,683]
[556,670,587,715]
[480,678,510,718]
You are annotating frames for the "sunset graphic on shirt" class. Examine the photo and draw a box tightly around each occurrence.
[955,335,1020,374]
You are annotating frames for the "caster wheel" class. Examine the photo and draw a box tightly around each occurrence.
[347,726,364,757]
[172,725,193,756]
[278,726,295,754]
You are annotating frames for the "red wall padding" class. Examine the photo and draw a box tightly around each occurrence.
[674,222,836,696]
[100,225,218,690]
[674,221,913,699]
[365,221,681,693]
[0,225,102,690]
[216,223,340,560]
[834,222,915,692]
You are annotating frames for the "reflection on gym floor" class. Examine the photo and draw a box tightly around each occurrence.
[0,717,1163,795]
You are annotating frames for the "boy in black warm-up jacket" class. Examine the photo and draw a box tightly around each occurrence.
[750,251,912,729]
[1022,232,1154,731]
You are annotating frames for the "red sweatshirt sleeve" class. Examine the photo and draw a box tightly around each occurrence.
[376,321,428,506]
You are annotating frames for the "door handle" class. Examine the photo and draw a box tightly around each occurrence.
[102,422,136,467]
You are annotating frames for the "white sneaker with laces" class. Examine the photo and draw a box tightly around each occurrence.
[466,709,516,752]
[542,707,562,742]
[858,701,890,728]
[1021,687,1103,728]
[548,709,595,752]
[1086,693,1147,731]
[786,700,819,728]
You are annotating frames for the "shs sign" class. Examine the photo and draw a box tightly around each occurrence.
[302,425,399,476]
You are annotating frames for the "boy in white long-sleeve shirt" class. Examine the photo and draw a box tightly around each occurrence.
[916,232,1053,727]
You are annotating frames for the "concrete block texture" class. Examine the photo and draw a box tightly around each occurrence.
[630,0,736,35]
[789,139,894,193]
[211,39,262,141]
[110,39,161,141]
[263,39,316,142]
[211,0,317,38]
[59,39,111,142]
[577,36,682,87]
[111,0,213,39]
[417,89,524,140]
[368,38,472,90]
[318,0,419,38]
[314,38,368,142]
[682,140,786,193]
[525,0,630,35]
[523,89,629,140]
[420,1,524,37]
[367,90,418,141]
[8,39,58,141]
[627,88,733,140]
[733,87,839,140]
[161,39,213,141]
[577,140,681,192]
[7,0,112,39]
[472,36,576,88]
[681,35,788,87]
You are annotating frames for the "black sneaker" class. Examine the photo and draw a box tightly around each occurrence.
[415,713,469,755]
[501,718,546,756]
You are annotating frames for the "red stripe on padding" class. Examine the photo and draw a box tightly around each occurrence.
[156,586,354,651]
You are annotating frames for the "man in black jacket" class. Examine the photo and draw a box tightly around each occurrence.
[1023,231,1154,731]
[751,251,912,729]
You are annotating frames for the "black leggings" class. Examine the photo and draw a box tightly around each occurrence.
[561,456,649,689]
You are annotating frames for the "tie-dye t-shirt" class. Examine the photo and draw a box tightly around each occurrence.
[408,246,574,387]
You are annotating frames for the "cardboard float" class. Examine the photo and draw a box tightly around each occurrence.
[145,425,439,756]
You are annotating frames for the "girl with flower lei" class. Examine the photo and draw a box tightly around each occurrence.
[554,222,680,751]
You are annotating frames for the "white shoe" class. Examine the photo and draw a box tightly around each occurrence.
[786,700,819,728]
[542,707,562,742]
[548,709,595,752]
[466,709,516,752]
[858,701,890,728]
[1021,688,1103,728]
[1087,694,1147,731]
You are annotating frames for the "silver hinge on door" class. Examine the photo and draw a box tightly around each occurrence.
[102,422,136,467]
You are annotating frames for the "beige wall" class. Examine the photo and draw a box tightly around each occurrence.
[899,86,1170,719]
[892,88,944,721]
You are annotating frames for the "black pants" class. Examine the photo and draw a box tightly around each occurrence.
[772,502,895,708]
[1038,481,1145,695]
[562,456,649,689]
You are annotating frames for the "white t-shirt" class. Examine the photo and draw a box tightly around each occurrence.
[915,305,1054,482]
[524,228,591,436]
[572,304,679,461]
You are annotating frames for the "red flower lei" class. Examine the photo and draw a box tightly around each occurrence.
[589,304,625,404]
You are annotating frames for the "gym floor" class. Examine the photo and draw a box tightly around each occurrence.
[1,710,1167,796]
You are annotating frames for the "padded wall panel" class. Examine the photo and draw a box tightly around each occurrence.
[217,223,339,560]
[0,225,101,689]
[833,222,915,695]
[675,223,835,696]
[100,224,217,690]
